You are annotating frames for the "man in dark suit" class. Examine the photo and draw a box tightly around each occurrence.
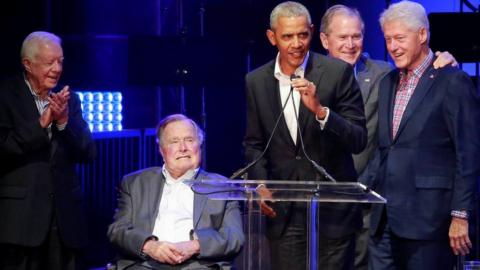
[360,1,480,269]
[108,114,244,270]
[319,5,458,269]
[243,2,367,269]
[0,31,96,270]
[319,7,391,270]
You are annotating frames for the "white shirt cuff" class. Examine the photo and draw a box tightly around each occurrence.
[56,122,67,131]
[315,107,330,130]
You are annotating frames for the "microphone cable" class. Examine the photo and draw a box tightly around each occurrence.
[230,76,297,179]
[290,75,336,182]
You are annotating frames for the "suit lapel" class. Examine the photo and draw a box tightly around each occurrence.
[17,76,55,153]
[298,53,323,144]
[356,56,373,103]
[193,170,209,228]
[148,168,165,232]
[394,65,437,141]
[17,76,41,119]
[266,62,297,147]
[383,70,399,144]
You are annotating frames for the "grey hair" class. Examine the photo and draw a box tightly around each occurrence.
[156,114,205,146]
[270,1,311,30]
[21,31,62,61]
[320,5,364,35]
[379,0,430,41]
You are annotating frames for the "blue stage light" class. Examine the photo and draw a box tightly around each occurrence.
[103,113,113,122]
[83,103,94,112]
[113,103,122,113]
[77,90,123,133]
[93,102,104,112]
[93,123,104,132]
[113,92,122,102]
[104,103,113,112]
[103,92,113,102]
[113,123,123,131]
[83,92,93,102]
[83,113,94,122]
[93,92,103,103]
[113,113,123,122]
[93,113,104,122]
[104,122,114,131]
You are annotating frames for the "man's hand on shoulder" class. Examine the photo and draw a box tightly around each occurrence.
[433,51,458,69]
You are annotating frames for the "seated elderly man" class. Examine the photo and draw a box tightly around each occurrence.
[108,114,244,270]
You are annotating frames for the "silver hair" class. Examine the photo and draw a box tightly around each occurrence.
[21,31,62,61]
[379,0,430,41]
[156,114,205,146]
[270,1,311,30]
[320,5,364,35]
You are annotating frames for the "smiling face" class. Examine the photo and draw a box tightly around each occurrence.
[320,14,363,65]
[23,41,64,96]
[383,20,428,70]
[267,15,313,75]
[159,119,201,179]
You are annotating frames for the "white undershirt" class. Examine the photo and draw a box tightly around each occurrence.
[152,166,198,242]
[273,52,309,144]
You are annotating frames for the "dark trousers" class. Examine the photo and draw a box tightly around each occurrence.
[369,222,454,270]
[0,217,84,270]
[269,207,355,270]
[354,207,371,270]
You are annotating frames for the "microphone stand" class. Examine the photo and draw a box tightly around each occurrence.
[230,74,298,179]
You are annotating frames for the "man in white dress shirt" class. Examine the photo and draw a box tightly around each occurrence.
[108,114,244,270]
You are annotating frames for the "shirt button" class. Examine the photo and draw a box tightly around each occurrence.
[295,156,302,160]
[48,192,55,198]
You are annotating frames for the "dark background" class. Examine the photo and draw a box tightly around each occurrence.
[1,0,478,267]
[0,0,392,176]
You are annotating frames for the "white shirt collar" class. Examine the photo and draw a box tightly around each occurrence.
[24,73,50,100]
[161,165,199,185]
[274,51,310,81]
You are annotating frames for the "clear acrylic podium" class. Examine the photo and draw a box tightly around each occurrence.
[185,179,386,270]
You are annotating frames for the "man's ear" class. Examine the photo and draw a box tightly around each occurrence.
[22,58,32,73]
[419,27,428,44]
[320,32,329,50]
[158,144,165,159]
[266,29,277,46]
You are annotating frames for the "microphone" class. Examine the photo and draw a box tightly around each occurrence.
[309,159,336,183]
[290,75,337,182]
[230,74,299,179]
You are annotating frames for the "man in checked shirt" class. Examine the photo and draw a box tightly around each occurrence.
[359,1,480,269]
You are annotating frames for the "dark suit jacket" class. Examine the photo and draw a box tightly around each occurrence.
[362,63,480,240]
[107,167,244,269]
[353,53,392,175]
[243,52,367,239]
[0,75,96,248]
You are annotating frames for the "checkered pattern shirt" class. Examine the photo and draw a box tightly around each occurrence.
[24,76,67,139]
[392,50,433,138]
